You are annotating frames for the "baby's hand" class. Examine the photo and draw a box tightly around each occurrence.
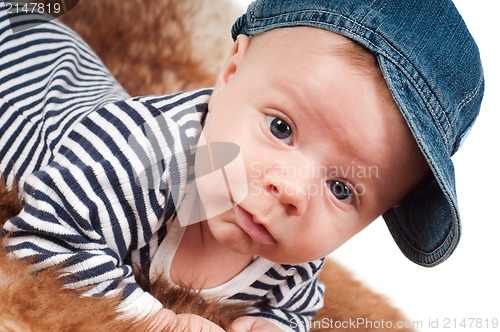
[230,316,283,332]
[146,308,224,331]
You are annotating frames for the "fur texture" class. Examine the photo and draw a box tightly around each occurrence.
[1,0,416,330]
[0,177,21,228]
[0,249,143,332]
[312,258,415,332]
[135,271,249,330]
[59,0,240,96]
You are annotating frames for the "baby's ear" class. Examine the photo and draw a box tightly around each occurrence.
[209,34,251,111]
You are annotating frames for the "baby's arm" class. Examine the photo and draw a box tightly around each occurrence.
[2,98,189,319]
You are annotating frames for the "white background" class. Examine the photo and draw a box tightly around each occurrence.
[230,1,500,331]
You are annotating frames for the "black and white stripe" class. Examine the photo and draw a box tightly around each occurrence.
[0,4,128,187]
[0,5,324,331]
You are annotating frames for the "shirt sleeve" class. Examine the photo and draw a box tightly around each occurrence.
[246,259,326,332]
[3,99,185,319]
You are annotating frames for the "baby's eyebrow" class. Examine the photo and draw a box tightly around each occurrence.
[267,75,312,116]
[324,162,374,184]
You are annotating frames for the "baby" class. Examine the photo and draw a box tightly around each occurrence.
[0,0,484,331]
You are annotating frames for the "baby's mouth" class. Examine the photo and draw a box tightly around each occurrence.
[233,204,276,245]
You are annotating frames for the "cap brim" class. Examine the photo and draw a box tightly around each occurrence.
[378,56,460,267]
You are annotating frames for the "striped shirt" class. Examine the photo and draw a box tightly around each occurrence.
[0,4,324,331]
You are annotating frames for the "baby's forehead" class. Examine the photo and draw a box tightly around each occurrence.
[250,27,386,82]
[241,27,412,154]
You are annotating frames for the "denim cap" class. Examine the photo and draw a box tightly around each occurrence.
[232,0,484,266]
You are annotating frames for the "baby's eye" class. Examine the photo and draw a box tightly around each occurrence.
[266,115,293,145]
[327,180,354,204]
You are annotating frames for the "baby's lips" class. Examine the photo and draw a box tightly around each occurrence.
[234,204,276,245]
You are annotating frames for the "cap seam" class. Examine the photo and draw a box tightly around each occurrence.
[457,73,484,112]
[454,71,484,124]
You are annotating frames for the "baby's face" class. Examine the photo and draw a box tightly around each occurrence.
[199,27,428,264]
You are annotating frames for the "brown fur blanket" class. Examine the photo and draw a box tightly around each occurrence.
[0,0,416,330]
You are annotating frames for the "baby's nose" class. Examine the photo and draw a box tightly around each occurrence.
[264,174,309,216]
